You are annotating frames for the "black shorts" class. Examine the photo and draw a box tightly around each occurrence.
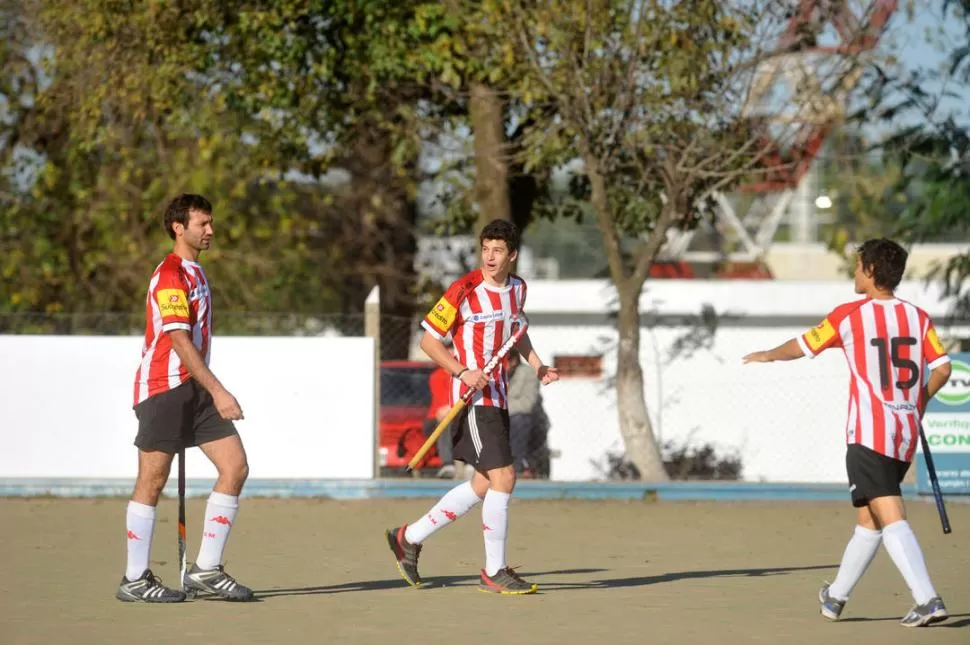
[133,380,237,454]
[452,405,512,472]
[845,444,911,507]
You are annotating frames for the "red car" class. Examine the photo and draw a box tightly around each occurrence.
[379,360,442,476]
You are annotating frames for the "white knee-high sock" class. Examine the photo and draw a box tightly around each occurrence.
[482,490,511,577]
[125,501,156,581]
[882,520,938,605]
[196,492,239,570]
[828,525,882,600]
[405,481,482,545]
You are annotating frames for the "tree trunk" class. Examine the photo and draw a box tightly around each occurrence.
[344,120,418,359]
[615,286,669,481]
[469,82,510,230]
[585,152,669,481]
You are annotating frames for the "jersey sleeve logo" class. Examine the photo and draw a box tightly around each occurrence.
[805,318,836,352]
[157,288,189,318]
[927,327,945,355]
[427,296,457,330]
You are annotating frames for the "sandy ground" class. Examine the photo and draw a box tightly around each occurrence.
[0,497,967,645]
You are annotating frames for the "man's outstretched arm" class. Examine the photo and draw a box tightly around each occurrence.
[743,339,806,364]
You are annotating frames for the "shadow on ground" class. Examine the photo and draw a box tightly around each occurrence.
[841,614,970,628]
[254,564,838,598]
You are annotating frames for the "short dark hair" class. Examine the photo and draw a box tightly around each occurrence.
[164,194,212,240]
[479,218,519,253]
[857,238,908,291]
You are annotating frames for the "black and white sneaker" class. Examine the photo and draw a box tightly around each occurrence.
[386,525,424,587]
[116,569,186,603]
[182,564,254,601]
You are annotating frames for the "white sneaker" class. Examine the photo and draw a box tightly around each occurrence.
[436,465,456,479]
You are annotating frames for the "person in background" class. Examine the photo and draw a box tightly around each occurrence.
[425,344,456,478]
[507,350,540,478]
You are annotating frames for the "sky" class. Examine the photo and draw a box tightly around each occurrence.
[862,1,969,132]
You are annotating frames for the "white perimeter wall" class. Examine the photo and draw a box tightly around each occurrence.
[0,336,375,479]
[529,326,849,483]
[3,277,967,484]
[520,279,970,483]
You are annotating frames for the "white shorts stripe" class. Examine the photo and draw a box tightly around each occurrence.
[469,406,483,457]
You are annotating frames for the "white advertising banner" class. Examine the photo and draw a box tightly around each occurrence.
[0,336,375,479]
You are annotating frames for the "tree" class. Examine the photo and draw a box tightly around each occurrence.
[817,128,910,274]
[200,1,528,355]
[0,1,355,334]
[481,0,884,480]
[851,0,970,310]
[2,1,491,347]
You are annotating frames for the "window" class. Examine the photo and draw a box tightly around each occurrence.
[553,355,603,378]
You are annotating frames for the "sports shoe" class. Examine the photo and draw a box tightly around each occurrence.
[386,525,424,587]
[436,465,456,479]
[900,597,948,627]
[479,567,538,595]
[182,564,254,601]
[116,569,186,603]
[818,582,846,621]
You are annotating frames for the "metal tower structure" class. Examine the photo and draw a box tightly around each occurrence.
[661,0,898,273]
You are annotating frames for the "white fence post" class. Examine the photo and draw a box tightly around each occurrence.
[365,286,381,479]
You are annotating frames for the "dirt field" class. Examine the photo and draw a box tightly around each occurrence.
[0,496,967,645]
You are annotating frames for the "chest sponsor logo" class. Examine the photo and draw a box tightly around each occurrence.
[468,311,506,324]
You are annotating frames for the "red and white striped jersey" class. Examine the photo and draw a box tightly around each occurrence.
[797,297,950,462]
[133,253,213,407]
[421,269,527,409]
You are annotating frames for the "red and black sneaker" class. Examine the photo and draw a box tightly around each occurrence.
[479,567,538,595]
[385,526,424,587]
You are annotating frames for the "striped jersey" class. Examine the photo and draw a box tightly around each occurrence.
[133,253,213,406]
[422,269,527,408]
[797,297,950,462]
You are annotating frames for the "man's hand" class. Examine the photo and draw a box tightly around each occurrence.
[742,351,772,364]
[537,365,560,385]
[460,369,489,392]
[213,389,244,420]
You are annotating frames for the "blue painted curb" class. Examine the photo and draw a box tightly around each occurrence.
[0,478,931,502]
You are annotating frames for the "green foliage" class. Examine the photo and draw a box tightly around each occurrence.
[1,0,490,332]
[478,0,785,291]
[0,1,348,324]
[847,1,970,307]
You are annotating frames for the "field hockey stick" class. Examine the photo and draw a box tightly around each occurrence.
[917,421,952,535]
[177,448,188,587]
[406,314,529,473]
